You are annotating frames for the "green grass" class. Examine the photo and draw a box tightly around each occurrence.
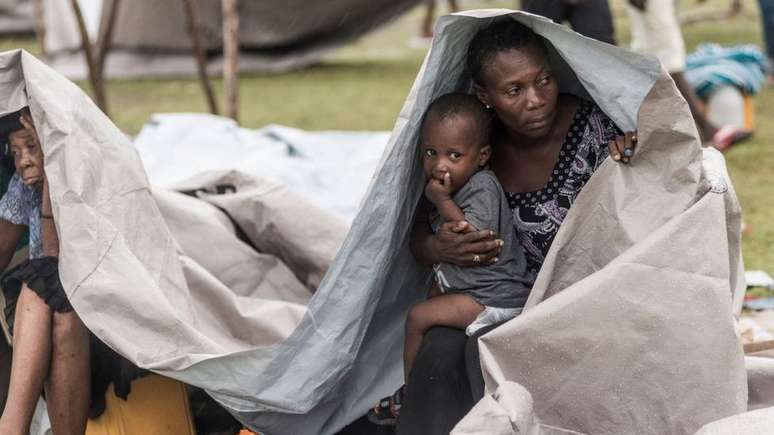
[1,0,772,269]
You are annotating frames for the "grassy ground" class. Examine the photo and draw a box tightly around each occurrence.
[1,0,772,269]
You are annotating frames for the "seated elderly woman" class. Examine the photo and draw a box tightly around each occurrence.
[0,108,90,435]
[386,19,637,434]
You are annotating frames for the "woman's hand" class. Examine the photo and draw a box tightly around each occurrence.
[608,131,637,164]
[432,221,503,267]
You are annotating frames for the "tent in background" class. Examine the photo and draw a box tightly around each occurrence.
[0,0,34,36]
[42,0,423,79]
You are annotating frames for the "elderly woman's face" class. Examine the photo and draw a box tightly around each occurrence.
[475,46,559,140]
[8,124,44,187]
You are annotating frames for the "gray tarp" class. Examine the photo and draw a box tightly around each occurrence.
[246,10,746,434]
[0,9,757,435]
[0,47,346,433]
[43,0,423,79]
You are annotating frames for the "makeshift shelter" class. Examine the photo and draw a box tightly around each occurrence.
[0,9,770,435]
[41,0,423,79]
[0,0,34,36]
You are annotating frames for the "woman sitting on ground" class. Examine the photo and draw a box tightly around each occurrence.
[0,108,91,435]
[394,18,637,434]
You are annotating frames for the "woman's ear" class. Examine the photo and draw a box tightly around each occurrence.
[478,145,492,167]
[473,83,491,109]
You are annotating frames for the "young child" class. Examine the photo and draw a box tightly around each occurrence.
[369,93,532,426]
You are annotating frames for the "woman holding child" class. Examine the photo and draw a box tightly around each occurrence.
[369,18,638,434]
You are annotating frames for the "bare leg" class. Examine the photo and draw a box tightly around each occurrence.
[404,293,483,382]
[0,284,52,435]
[45,311,90,435]
[671,71,717,141]
[421,0,437,38]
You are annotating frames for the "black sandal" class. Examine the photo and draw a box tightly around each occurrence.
[367,385,405,426]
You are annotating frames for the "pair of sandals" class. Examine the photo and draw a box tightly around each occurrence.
[367,385,405,426]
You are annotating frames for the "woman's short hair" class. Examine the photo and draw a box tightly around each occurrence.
[466,18,547,85]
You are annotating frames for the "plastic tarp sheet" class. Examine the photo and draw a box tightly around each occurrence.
[134,115,389,222]
[0,9,754,435]
[247,9,746,434]
[0,47,345,433]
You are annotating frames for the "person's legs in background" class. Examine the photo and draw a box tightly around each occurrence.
[627,0,749,148]
[758,0,774,82]
[421,0,437,39]
[420,0,459,41]
[567,0,617,45]
[520,0,566,27]
[522,0,615,45]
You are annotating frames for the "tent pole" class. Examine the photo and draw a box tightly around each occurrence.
[69,0,109,117]
[96,0,120,76]
[32,0,46,56]
[182,0,219,115]
[222,0,239,122]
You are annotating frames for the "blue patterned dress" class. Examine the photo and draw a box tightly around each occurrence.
[0,173,43,259]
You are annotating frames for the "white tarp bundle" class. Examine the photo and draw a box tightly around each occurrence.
[0,8,758,435]
[134,115,389,222]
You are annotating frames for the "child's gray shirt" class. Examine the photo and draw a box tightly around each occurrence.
[431,170,531,308]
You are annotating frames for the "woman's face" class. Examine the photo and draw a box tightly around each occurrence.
[8,125,44,187]
[474,46,559,140]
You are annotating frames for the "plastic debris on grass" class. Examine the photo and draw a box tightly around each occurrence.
[744,270,774,310]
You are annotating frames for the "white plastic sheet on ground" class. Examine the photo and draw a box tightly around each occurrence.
[134,115,389,222]
[0,8,756,435]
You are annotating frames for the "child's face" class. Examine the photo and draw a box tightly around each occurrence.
[9,126,44,187]
[421,115,490,193]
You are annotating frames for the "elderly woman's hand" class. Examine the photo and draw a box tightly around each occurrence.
[608,131,637,164]
[433,221,503,267]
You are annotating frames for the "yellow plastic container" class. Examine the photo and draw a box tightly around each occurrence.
[86,374,196,435]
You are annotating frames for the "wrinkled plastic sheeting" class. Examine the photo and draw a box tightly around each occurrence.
[474,64,746,435]
[0,9,748,435]
[452,382,586,435]
[245,9,737,435]
[693,406,774,434]
[134,115,390,222]
[0,47,340,429]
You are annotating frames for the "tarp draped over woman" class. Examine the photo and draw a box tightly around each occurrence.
[0,9,748,435]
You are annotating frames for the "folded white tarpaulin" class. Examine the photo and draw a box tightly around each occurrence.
[133,115,390,222]
[0,9,755,435]
[0,48,348,432]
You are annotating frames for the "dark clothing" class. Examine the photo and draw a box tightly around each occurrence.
[395,101,621,433]
[521,0,617,45]
[505,100,620,282]
[1,257,72,335]
[1,257,147,420]
[759,0,774,60]
[395,323,501,435]
[431,170,531,308]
